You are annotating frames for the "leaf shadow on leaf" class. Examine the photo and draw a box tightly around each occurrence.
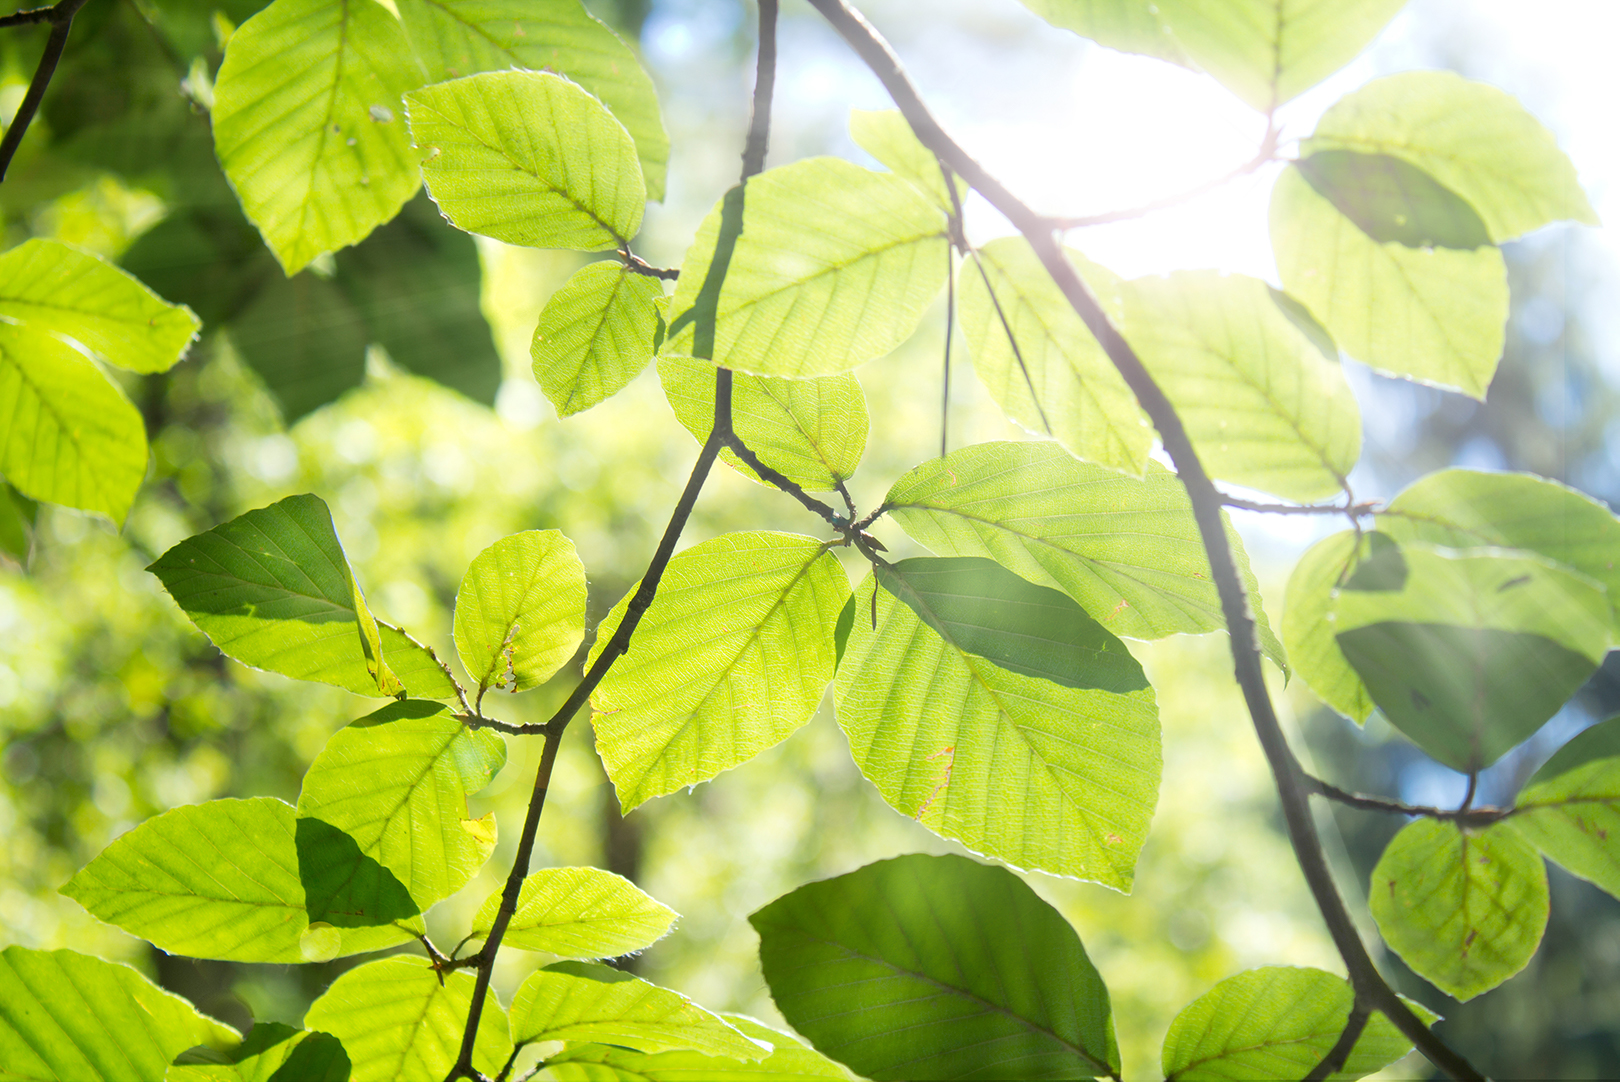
[1298,150,1492,250]
[295,817,420,928]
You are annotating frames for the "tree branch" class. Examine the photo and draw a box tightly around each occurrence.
[1222,494,1380,518]
[1305,774,1512,828]
[804,3,1483,1078]
[0,0,92,182]
[619,247,680,281]
[1305,1005,1370,1082]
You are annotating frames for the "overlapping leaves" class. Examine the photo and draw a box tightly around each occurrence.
[469,866,676,958]
[1510,715,1620,901]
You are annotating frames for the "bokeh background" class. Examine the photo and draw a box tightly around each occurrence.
[2,0,1618,1077]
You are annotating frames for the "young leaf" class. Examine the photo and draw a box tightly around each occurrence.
[61,797,421,963]
[533,261,665,418]
[588,532,849,810]
[454,529,587,696]
[836,572,1160,889]
[1303,71,1599,242]
[0,322,147,523]
[148,494,455,699]
[849,108,961,211]
[394,0,669,199]
[1121,271,1361,502]
[1160,966,1431,1081]
[658,355,869,492]
[1020,0,1405,111]
[1283,530,1375,724]
[510,961,764,1059]
[296,699,506,909]
[1271,162,1508,398]
[537,1014,851,1080]
[662,157,947,377]
[407,70,645,250]
[166,1024,349,1082]
[876,556,1150,694]
[1334,543,1610,771]
[1369,819,1549,1001]
[0,947,238,1081]
[751,853,1120,1080]
[1378,467,1620,627]
[1509,715,1620,900]
[883,441,1287,670]
[959,237,1152,475]
[304,957,511,1082]
[211,0,426,274]
[469,866,676,958]
[0,239,199,374]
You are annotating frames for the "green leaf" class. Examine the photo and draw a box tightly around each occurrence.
[303,957,511,1082]
[166,1024,350,1082]
[469,866,676,958]
[454,530,587,696]
[1121,271,1360,502]
[0,239,200,374]
[836,571,1160,888]
[228,269,370,424]
[883,441,1287,670]
[658,356,869,492]
[0,947,238,1082]
[751,853,1120,1080]
[1334,543,1610,771]
[61,797,421,963]
[211,0,426,274]
[148,494,456,699]
[849,108,961,211]
[1296,151,1491,249]
[959,237,1151,475]
[536,1015,851,1081]
[533,261,665,418]
[1271,162,1508,398]
[588,532,849,811]
[1510,716,1620,900]
[663,157,947,377]
[1160,966,1431,1082]
[1283,530,1375,724]
[1378,468,1620,627]
[877,556,1150,694]
[0,484,35,563]
[1369,819,1548,1001]
[0,322,147,523]
[407,71,645,250]
[1020,0,1404,111]
[394,0,668,200]
[1303,70,1600,242]
[510,961,764,1059]
[296,700,506,909]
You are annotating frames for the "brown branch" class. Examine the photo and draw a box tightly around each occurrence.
[619,247,680,281]
[1222,494,1380,517]
[1305,774,1512,828]
[805,3,1483,1078]
[0,0,92,182]
[1306,1005,1370,1082]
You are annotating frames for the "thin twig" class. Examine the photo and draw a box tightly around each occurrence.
[969,248,1051,435]
[1305,774,1512,828]
[805,4,1483,1078]
[940,240,954,458]
[0,0,93,182]
[722,434,841,526]
[1305,1005,1370,1082]
[620,247,680,281]
[1222,494,1380,517]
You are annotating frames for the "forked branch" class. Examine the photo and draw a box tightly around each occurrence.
[804,2,1482,1077]
[0,0,91,182]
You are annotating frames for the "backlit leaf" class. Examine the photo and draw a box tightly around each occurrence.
[533,261,665,418]
[303,958,511,1082]
[1510,715,1620,900]
[663,157,947,377]
[1296,151,1491,249]
[1369,819,1548,1001]
[454,530,587,696]
[959,237,1151,475]
[659,356,869,492]
[1121,270,1360,502]
[849,108,961,211]
[836,571,1160,888]
[0,947,237,1082]
[751,853,1119,1080]
[536,1015,850,1081]
[588,532,848,810]
[1283,530,1374,723]
[883,441,1287,669]
[510,961,763,1059]
[407,71,645,250]
[296,700,506,909]
[212,0,425,274]
[1271,162,1508,398]
[469,866,676,958]
[395,0,668,199]
[61,797,421,963]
